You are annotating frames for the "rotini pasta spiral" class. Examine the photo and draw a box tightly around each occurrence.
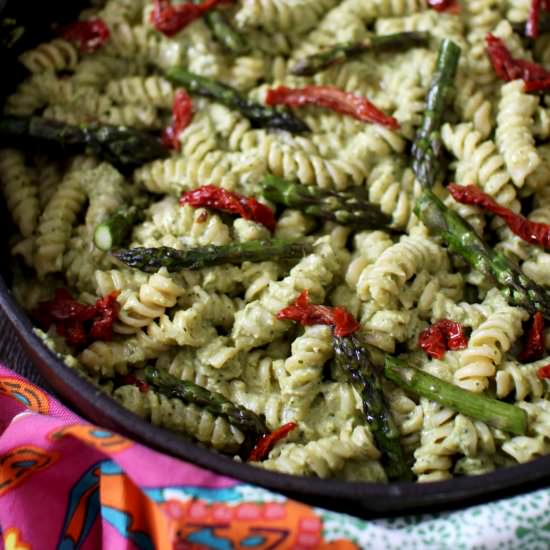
[34,170,87,277]
[357,235,449,307]
[496,80,541,188]
[132,199,231,249]
[105,76,175,108]
[496,358,550,401]
[384,386,423,453]
[115,271,185,334]
[134,153,240,195]
[366,159,422,229]
[235,0,339,34]
[442,122,520,212]
[19,39,79,74]
[231,237,339,350]
[148,287,241,350]
[454,73,493,138]
[114,385,244,453]
[260,422,381,478]
[413,400,456,482]
[279,325,333,397]
[454,302,528,392]
[0,149,39,238]
[104,22,183,69]
[79,329,170,377]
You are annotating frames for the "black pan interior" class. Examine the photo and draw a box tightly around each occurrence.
[1,0,550,517]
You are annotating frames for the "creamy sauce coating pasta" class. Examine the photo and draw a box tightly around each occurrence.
[3,0,550,482]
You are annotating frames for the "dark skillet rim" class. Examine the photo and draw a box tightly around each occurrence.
[1,272,550,514]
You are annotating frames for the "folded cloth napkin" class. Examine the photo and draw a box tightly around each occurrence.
[0,364,549,550]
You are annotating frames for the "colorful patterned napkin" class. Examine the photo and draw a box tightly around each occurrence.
[0,364,549,550]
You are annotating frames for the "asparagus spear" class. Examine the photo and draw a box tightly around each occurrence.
[166,68,310,133]
[0,115,168,169]
[188,0,247,53]
[291,32,430,77]
[412,39,461,189]
[203,10,248,54]
[144,366,268,439]
[384,356,528,435]
[94,205,145,251]
[261,174,393,229]
[114,239,313,273]
[334,335,413,481]
[415,189,550,319]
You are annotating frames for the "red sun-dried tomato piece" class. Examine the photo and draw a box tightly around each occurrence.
[527,0,550,38]
[150,0,232,37]
[519,312,546,363]
[121,374,150,393]
[265,85,400,130]
[428,0,460,13]
[276,290,360,337]
[419,319,468,360]
[89,291,121,342]
[33,288,95,325]
[485,33,550,87]
[180,185,276,232]
[61,18,110,53]
[248,422,298,462]
[162,89,194,151]
[449,183,550,249]
[32,289,121,348]
[537,365,550,379]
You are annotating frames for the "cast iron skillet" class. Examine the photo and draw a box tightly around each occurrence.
[1,0,550,518]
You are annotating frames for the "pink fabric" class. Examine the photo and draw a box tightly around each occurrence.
[0,365,359,549]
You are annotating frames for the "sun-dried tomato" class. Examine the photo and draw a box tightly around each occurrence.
[180,184,276,232]
[248,422,298,462]
[449,183,550,248]
[486,33,550,90]
[527,0,550,38]
[121,374,150,393]
[162,90,194,151]
[419,320,468,360]
[428,0,460,13]
[150,0,231,37]
[33,289,120,348]
[537,365,550,379]
[58,319,89,348]
[519,312,546,363]
[276,290,360,338]
[33,289,95,326]
[61,18,110,53]
[265,85,400,130]
[89,291,121,342]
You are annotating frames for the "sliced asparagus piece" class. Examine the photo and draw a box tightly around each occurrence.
[261,174,392,229]
[94,205,145,251]
[291,32,430,76]
[0,115,168,168]
[333,335,413,481]
[144,366,268,438]
[203,10,248,54]
[166,68,310,133]
[384,356,528,435]
[412,39,461,189]
[415,189,550,319]
[114,239,313,273]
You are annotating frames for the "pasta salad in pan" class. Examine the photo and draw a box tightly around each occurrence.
[3,0,550,483]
